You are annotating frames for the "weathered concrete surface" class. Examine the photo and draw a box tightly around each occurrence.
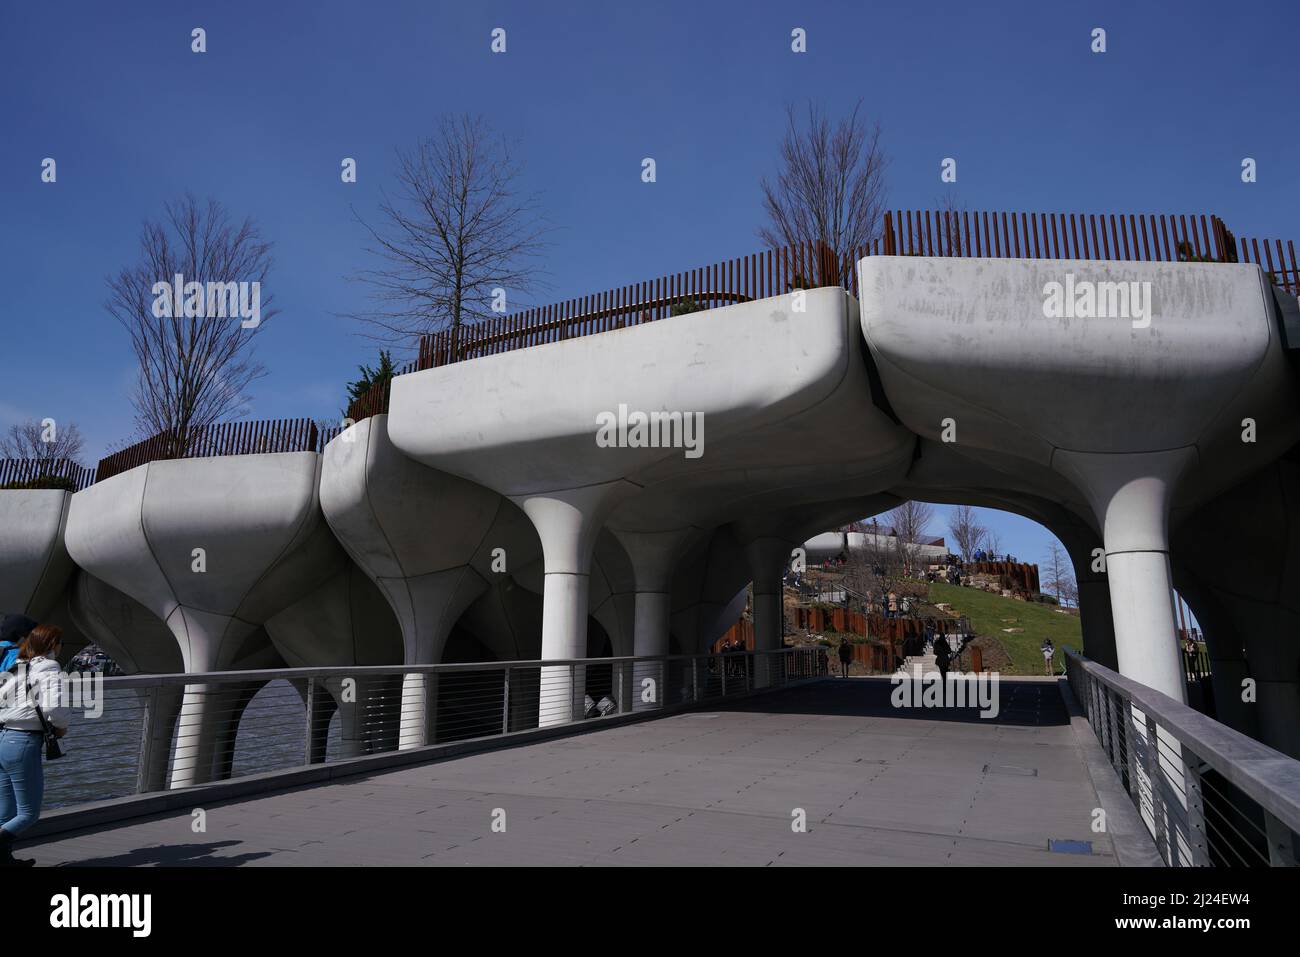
[0,489,79,626]
[860,257,1300,701]
[68,570,181,675]
[64,453,341,786]
[20,679,1144,867]
[64,453,340,673]
[388,290,914,712]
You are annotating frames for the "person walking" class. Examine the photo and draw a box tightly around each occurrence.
[837,639,853,678]
[0,624,69,867]
[1040,638,1055,676]
[934,632,952,693]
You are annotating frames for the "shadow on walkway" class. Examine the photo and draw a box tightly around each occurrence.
[46,840,273,867]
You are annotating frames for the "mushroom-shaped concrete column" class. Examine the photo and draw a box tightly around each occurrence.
[611,527,699,710]
[320,415,542,745]
[65,452,341,786]
[513,481,637,724]
[861,255,1300,701]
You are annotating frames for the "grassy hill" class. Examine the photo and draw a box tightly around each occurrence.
[928,581,1081,675]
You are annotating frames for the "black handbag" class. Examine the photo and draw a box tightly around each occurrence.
[24,668,64,761]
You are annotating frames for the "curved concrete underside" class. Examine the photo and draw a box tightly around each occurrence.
[0,489,75,617]
[5,259,1296,755]
[63,452,340,785]
[860,258,1300,701]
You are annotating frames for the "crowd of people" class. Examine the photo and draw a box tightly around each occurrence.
[716,636,749,677]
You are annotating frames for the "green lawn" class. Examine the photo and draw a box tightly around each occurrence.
[927,582,1081,676]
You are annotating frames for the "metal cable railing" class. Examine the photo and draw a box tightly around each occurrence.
[42,648,828,812]
[1065,649,1300,867]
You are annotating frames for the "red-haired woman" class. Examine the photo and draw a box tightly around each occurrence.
[0,624,69,867]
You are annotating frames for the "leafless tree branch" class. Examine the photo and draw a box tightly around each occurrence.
[0,419,84,465]
[346,114,551,352]
[759,100,888,257]
[104,195,277,455]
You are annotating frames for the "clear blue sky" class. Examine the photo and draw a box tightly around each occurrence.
[2,0,1295,577]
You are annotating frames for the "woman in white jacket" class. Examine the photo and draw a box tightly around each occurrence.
[0,624,69,867]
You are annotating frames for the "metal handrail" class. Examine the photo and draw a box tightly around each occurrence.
[1065,649,1300,866]
[42,648,829,812]
[78,651,769,690]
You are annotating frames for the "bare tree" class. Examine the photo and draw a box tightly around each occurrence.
[1059,575,1079,609]
[105,195,277,455]
[0,419,84,465]
[947,505,986,560]
[759,100,888,263]
[932,191,973,255]
[350,113,550,351]
[1042,541,1076,606]
[979,527,1003,560]
[888,500,935,577]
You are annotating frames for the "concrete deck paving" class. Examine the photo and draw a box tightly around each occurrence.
[22,677,1152,866]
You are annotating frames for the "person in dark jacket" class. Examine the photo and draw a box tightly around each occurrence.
[933,634,952,705]
[837,640,853,678]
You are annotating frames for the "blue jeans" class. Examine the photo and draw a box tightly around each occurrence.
[0,729,44,835]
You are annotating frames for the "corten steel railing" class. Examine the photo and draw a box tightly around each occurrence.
[879,209,1237,266]
[336,208,1296,425]
[341,359,419,425]
[1236,235,1300,296]
[363,209,1257,384]
[416,240,850,371]
[1065,649,1300,867]
[0,457,96,491]
[95,417,332,483]
[39,648,828,811]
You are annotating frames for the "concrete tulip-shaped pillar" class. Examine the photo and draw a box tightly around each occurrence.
[264,561,405,758]
[320,415,551,747]
[68,570,185,792]
[515,481,634,726]
[395,570,486,747]
[745,536,796,688]
[65,453,341,787]
[1055,532,1118,671]
[612,528,697,711]
[1057,448,1194,701]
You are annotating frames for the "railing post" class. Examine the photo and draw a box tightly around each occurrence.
[1265,812,1299,866]
[136,685,160,794]
[1144,713,1172,865]
[502,666,511,735]
[692,657,699,702]
[1122,697,1141,803]
[1182,755,1212,866]
[304,678,316,765]
[721,656,728,698]
[1104,687,1121,772]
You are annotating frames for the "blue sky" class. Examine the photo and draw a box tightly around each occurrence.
[1,0,1296,576]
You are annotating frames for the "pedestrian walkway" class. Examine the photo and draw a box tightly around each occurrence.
[22,678,1146,866]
